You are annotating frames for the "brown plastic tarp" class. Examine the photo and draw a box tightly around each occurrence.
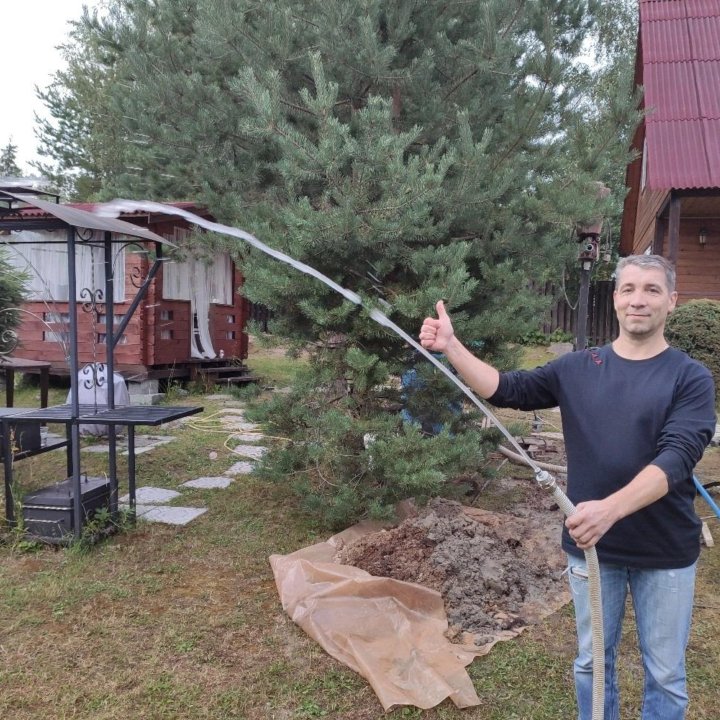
[269,522,481,711]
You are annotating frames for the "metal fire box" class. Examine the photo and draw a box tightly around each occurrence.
[0,409,41,459]
[22,476,111,541]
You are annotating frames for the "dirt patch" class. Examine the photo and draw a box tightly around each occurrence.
[338,484,570,648]
[336,440,719,649]
[697,445,720,485]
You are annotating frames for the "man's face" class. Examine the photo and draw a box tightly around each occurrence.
[613,265,678,340]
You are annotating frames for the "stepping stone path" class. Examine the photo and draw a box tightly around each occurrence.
[118,407,268,526]
[229,432,265,442]
[132,505,208,525]
[229,444,267,460]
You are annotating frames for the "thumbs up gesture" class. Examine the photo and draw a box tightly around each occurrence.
[419,300,455,353]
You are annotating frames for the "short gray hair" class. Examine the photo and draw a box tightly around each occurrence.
[616,254,676,293]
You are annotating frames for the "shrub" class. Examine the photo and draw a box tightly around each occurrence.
[520,328,574,346]
[666,300,720,392]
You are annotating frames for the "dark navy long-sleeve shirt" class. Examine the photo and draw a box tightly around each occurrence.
[488,345,716,568]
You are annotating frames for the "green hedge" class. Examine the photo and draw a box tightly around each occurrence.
[666,299,720,393]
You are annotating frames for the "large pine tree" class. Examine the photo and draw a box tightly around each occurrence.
[36,0,638,526]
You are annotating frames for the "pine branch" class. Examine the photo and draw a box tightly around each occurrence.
[443,69,478,101]
[279,98,318,116]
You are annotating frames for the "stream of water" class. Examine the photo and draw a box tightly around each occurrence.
[97,199,546,474]
[96,200,608,719]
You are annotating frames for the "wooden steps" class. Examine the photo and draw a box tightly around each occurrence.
[191,362,258,387]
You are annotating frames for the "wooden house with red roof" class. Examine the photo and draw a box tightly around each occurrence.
[0,194,251,388]
[620,0,720,302]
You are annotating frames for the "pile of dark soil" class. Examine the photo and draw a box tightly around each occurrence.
[338,487,570,647]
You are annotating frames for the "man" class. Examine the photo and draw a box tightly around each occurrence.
[419,255,716,720]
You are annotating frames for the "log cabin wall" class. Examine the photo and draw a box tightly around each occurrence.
[107,246,144,370]
[630,187,669,254]
[660,218,720,303]
[14,301,69,371]
[143,248,247,366]
[147,299,192,365]
[8,208,250,378]
[17,297,142,375]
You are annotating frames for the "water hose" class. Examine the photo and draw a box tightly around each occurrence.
[95,199,605,719]
[536,472,604,720]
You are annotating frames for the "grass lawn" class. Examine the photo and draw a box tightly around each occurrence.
[1,356,719,720]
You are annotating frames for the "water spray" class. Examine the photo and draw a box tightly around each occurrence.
[95,199,605,719]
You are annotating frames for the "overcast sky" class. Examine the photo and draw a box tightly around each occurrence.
[1,0,100,174]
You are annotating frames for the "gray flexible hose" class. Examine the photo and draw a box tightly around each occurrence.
[96,199,605,720]
[537,471,604,720]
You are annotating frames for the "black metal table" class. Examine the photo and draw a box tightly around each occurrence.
[2,404,203,528]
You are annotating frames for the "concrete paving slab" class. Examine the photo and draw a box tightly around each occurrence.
[223,420,262,432]
[81,435,176,455]
[224,461,256,476]
[119,486,181,504]
[231,444,267,460]
[228,432,265,442]
[136,435,177,448]
[121,503,154,518]
[82,444,113,453]
[125,437,176,456]
[180,476,234,489]
[121,504,207,525]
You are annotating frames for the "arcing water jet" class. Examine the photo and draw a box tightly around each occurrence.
[95,199,605,719]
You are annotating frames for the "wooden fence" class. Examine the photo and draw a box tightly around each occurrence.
[538,279,618,347]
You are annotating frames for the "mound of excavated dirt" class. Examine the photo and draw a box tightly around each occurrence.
[338,488,570,647]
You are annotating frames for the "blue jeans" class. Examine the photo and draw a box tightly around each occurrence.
[567,554,696,720]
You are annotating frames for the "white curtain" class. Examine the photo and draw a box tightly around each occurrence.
[162,252,233,359]
[3,230,126,303]
[4,230,70,300]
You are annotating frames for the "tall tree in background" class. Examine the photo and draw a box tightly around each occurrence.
[0,141,23,177]
[0,251,28,356]
[35,0,639,526]
[0,140,30,353]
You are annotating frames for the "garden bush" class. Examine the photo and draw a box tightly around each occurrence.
[666,299,720,393]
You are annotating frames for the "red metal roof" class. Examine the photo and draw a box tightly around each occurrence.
[640,0,720,189]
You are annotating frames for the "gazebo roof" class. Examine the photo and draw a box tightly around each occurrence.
[0,190,174,246]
